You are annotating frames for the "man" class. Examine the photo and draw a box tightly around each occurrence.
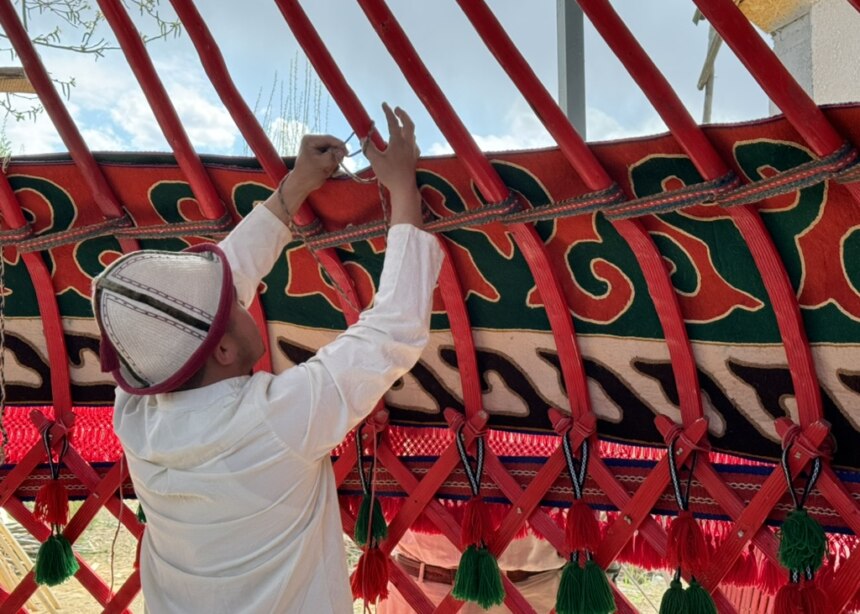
[92,105,443,613]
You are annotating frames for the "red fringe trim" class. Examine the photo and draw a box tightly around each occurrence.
[758,555,788,595]
[723,545,759,587]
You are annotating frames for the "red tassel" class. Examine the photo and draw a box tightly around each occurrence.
[350,547,389,602]
[799,580,832,614]
[34,480,69,526]
[772,582,803,614]
[666,510,708,577]
[564,499,600,554]
[758,555,788,595]
[461,496,489,548]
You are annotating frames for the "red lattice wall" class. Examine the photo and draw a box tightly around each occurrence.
[0,1,859,613]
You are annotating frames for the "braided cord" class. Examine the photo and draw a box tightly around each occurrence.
[780,443,822,510]
[454,426,485,497]
[561,435,589,501]
[667,438,698,511]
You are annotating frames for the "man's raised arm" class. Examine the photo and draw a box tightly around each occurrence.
[261,105,445,459]
[218,135,347,307]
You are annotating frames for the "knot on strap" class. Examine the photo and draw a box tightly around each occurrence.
[549,409,596,441]
[663,424,710,455]
[780,424,829,461]
[443,408,487,456]
[363,409,389,435]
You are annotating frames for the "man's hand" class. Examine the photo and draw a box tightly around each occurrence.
[365,104,423,227]
[266,135,347,224]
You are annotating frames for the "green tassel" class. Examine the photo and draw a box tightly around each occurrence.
[475,546,505,609]
[685,579,717,614]
[452,545,505,608]
[659,578,687,614]
[778,508,826,573]
[453,545,480,602]
[555,559,583,614]
[580,559,616,614]
[136,503,146,524]
[35,534,79,586]
[353,493,387,547]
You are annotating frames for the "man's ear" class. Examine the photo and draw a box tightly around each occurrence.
[210,333,238,367]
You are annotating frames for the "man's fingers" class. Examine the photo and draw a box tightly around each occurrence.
[394,107,415,141]
[303,134,346,155]
[362,138,383,164]
[382,102,400,136]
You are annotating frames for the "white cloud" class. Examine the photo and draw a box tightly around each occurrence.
[107,91,169,150]
[169,83,239,152]
[586,107,668,143]
[425,99,673,156]
[1,50,239,154]
[3,111,63,155]
[426,100,555,155]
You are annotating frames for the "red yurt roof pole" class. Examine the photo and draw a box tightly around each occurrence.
[693,0,860,201]
[95,0,279,372]
[349,1,644,612]
[167,0,362,382]
[454,0,732,600]
[270,3,484,412]
[0,0,139,253]
[272,0,383,151]
[275,2,579,612]
[354,0,593,432]
[568,2,860,606]
[271,4,494,611]
[94,0,226,221]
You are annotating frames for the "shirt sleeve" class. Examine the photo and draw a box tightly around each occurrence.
[261,224,444,461]
[218,205,292,307]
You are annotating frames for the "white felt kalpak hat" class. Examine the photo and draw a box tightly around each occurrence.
[91,244,234,394]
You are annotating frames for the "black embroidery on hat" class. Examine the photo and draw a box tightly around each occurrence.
[97,278,212,333]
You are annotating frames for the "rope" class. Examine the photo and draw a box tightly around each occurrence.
[0,142,854,256]
[15,215,133,253]
[667,437,698,512]
[561,435,589,501]
[780,443,822,511]
[605,171,739,220]
[454,425,485,498]
[108,454,125,600]
[354,425,373,496]
[39,425,68,481]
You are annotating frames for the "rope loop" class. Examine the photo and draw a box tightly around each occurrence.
[780,442,822,511]
[455,424,485,498]
[561,436,590,501]
[40,422,69,482]
[667,436,699,512]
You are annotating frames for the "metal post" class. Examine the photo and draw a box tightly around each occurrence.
[557,0,586,137]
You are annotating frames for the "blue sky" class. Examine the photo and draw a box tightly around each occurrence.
[5,1,770,161]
